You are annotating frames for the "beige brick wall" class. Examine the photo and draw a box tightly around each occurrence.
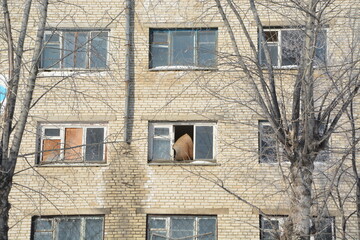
[5,0,360,239]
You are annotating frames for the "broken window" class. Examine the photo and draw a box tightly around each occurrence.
[41,29,109,69]
[260,215,334,240]
[147,215,217,240]
[32,216,104,240]
[38,124,106,164]
[259,28,327,67]
[150,28,217,68]
[149,122,215,162]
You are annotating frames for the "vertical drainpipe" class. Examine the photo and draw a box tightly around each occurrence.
[124,0,133,144]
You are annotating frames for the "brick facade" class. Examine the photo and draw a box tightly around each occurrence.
[4,0,359,239]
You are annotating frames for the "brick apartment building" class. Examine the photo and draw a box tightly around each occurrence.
[3,0,359,239]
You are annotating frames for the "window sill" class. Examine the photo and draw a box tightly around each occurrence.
[39,69,109,77]
[148,160,219,166]
[149,66,217,71]
[35,162,108,167]
[261,65,325,70]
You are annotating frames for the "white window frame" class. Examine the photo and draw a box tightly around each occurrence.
[149,28,218,69]
[148,122,217,162]
[147,215,217,240]
[41,29,110,70]
[32,215,104,240]
[260,215,335,240]
[38,123,107,164]
[259,28,327,68]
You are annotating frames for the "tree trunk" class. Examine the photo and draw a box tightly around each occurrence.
[0,172,12,240]
[288,160,314,240]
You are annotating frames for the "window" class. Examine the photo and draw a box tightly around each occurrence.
[147,215,217,240]
[259,121,330,163]
[31,216,104,240]
[149,122,216,162]
[41,29,109,69]
[259,121,277,163]
[260,215,334,240]
[150,28,217,69]
[259,28,327,67]
[38,124,106,164]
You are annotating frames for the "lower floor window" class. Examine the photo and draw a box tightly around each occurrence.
[32,216,104,240]
[260,215,334,240]
[147,215,217,240]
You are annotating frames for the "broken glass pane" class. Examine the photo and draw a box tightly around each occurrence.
[195,126,213,159]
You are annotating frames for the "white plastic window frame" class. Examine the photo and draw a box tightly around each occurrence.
[147,215,217,240]
[259,28,327,68]
[41,29,110,70]
[148,122,217,162]
[32,215,104,240]
[149,28,218,70]
[38,123,107,164]
[260,215,335,240]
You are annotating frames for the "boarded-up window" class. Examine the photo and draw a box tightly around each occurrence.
[64,128,83,161]
[39,124,106,164]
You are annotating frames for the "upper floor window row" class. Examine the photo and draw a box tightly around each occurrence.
[259,28,327,67]
[150,28,217,69]
[40,29,109,70]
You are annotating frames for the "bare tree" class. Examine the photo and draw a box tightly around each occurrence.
[208,0,360,239]
[0,0,49,238]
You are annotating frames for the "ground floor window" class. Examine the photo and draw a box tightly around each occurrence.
[32,216,104,240]
[147,215,217,240]
[260,215,334,240]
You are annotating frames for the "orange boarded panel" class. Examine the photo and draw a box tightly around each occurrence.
[42,139,61,161]
[64,128,83,161]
